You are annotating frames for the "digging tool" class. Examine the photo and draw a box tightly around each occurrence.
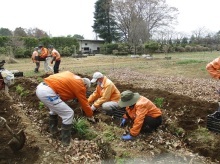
[0,116,26,152]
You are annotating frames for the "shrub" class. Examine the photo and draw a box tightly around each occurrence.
[0,47,7,54]
[14,47,25,58]
[24,49,31,58]
[185,45,193,52]
[145,41,160,53]
[175,46,185,52]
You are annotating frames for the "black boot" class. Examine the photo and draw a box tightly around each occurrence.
[61,124,72,146]
[49,115,58,135]
[34,68,38,73]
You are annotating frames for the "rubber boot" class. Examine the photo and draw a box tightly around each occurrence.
[61,124,72,146]
[49,115,58,135]
[34,68,38,73]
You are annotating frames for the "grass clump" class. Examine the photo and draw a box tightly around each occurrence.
[72,117,97,140]
[176,59,204,65]
[167,121,185,137]
[189,127,215,145]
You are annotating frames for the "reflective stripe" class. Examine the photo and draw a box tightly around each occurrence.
[47,96,59,102]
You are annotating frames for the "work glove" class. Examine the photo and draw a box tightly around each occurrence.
[87,116,96,123]
[121,133,134,140]
[120,118,126,127]
[91,105,96,111]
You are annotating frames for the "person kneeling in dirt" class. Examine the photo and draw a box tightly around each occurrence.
[118,90,162,141]
[88,72,121,115]
[36,71,93,146]
[206,57,220,80]
[206,57,220,111]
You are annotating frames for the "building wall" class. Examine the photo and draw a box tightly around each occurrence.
[79,39,104,54]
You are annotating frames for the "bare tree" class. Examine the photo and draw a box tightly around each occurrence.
[112,0,178,44]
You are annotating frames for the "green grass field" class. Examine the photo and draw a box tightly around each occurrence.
[1,51,219,79]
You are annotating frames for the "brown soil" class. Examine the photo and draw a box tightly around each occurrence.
[0,72,220,163]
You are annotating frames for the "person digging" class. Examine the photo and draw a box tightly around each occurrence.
[36,71,93,146]
[118,90,162,141]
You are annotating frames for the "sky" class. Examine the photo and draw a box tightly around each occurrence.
[0,0,220,39]
[166,0,220,35]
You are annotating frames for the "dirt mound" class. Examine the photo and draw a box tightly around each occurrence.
[0,75,219,163]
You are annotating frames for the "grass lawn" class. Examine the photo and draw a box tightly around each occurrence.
[1,51,219,79]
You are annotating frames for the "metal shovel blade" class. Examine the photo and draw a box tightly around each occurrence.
[8,129,26,152]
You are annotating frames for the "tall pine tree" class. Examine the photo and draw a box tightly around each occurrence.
[92,0,121,43]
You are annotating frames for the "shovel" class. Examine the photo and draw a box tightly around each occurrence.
[0,116,26,152]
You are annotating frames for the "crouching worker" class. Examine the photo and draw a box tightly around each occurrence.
[36,71,93,146]
[118,90,162,141]
[88,72,121,115]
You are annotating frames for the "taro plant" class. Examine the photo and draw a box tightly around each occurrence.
[16,84,29,97]
[38,102,44,110]
[154,97,164,108]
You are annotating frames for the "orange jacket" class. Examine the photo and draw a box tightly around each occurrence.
[206,57,220,79]
[44,71,93,117]
[31,50,38,63]
[123,96,162,136]
[51,49,61,61]
[88,76,120,108]
[39,47,48,59]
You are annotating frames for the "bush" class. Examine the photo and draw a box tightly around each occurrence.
[24,50,32,58]
[175,46,185,52]
[185,45,193,52]
[61,46,72,56]
[14,47,25,58]
[145,41,160,53]
[0,47,6,54]
[115,51,128,56]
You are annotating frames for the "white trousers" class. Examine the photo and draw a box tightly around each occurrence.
[36,82,73,124]
[44,57,53,73]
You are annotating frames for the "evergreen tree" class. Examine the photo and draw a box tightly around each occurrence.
[0,28,12,36]
[92,0,121,43]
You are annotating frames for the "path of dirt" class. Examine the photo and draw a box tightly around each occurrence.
[0,72,220,163]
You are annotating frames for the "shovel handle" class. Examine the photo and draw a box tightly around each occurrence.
[0,117,21,141]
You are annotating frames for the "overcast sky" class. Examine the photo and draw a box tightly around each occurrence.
[166,0,220,35]
[0,0,220,39]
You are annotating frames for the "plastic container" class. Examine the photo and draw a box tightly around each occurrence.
[207,111,220,133]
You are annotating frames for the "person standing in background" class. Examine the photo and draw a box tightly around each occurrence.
[31,47,40,73]
[48,45,61,73]
[38,45,53,73]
